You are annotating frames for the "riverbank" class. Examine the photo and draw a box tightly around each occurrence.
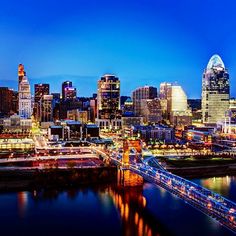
[0,166,117,191]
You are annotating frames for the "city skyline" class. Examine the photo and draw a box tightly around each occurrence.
[1,0,236,98]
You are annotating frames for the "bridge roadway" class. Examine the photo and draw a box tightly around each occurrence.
[93,148,236,233]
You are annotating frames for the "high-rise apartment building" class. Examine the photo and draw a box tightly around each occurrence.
[202,54,230,124]
[96,74,121,130]
[132,86,157,116]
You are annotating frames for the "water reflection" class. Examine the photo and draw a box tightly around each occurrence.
[17,192,28,218]
[110,170,171,236]
[193,176,236,202]
[0,175,235,236]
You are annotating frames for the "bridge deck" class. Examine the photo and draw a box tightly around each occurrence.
[103,147,236,233]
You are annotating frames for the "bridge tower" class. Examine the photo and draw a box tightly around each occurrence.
[119,138,143,186]
[122,138,142,166]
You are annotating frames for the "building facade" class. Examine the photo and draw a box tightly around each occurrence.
[140,98,162,124]
[39,95,53,123]
[62,81,77,100]
[202,54,230,124]
[0,87,13,116]
[34,84,50,120]
[96,74,122,130]
[132,86,157,116]
[18,75,32,119]
[169,84,192,127]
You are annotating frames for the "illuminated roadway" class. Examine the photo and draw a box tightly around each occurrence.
[93,147,236,233]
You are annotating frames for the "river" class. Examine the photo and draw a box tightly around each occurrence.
[0,173,235,236]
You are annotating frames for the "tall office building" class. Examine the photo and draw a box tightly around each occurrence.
[202,54,230,124]
[132,86,157,116]
[19,75,32,119]
[96,74,121,130]
[62,81,77,100]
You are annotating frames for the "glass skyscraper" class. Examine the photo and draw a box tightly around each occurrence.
[202,54,230,124]
[96,74,122,130]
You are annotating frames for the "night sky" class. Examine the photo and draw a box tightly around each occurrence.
[0,0,236,98]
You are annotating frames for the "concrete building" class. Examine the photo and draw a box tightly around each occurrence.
[18,75,32,119]
[202,54,230,125]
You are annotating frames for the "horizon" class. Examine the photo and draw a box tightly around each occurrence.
[1,0,236,98]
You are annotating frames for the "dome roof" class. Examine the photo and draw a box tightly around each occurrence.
[207,54,225,69]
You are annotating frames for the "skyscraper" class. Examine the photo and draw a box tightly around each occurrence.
[19,75,32,119]
[96,74,121,130]
[62,81,77,100]
[202,54,230,124]
[132,86,157,116]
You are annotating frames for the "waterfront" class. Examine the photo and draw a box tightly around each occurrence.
[0,174,235,236]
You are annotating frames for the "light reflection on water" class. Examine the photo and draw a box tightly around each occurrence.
[0,173,235,236]
[192,175,236,202]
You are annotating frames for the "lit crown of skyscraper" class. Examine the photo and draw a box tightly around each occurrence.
[18,64,25,77]
[207,54,225,70]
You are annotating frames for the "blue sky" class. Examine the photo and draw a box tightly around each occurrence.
[0,0,236,98]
